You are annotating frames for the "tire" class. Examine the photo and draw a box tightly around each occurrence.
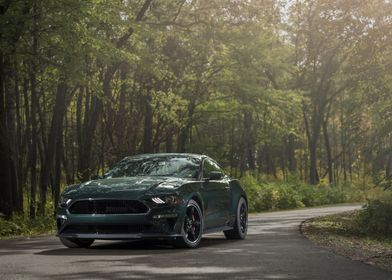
[224,197,248,240]
[172,199,203,248]
[59,237,94,248]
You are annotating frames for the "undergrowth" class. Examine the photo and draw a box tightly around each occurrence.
[240,173,385,212]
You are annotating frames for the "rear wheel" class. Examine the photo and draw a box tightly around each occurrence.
[224,197,248,239]
[172,199,203,248]
[59,237,94,248]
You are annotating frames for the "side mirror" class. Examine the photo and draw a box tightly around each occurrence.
[90,174,102,180]
[209,171,224,180]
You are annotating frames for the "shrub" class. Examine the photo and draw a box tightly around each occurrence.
[0,214,55,238]
[254,184,279,211]
[0,218,22,237]
[298,186,318,207]
[319,186,347,205]
[355,195,392,236]
[239,173,372,213]
[275,186,304,209]
[239,174,261,212]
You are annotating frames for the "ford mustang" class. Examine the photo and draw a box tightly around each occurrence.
[56,153,248,248]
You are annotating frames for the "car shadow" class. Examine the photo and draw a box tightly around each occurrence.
[35,237,240,256]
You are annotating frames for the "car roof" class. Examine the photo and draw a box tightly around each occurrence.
[121,153,208,161]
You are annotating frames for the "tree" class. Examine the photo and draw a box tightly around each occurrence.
[289,0,392,184]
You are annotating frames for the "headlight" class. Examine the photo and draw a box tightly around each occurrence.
[58,196,72,208]
[151,195,182,205]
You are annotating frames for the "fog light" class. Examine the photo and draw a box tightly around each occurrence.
[153,213,178,219]
[56,215,67,225]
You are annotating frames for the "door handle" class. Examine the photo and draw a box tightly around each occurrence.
[224,186,231,191]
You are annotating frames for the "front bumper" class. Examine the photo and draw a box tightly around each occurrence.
[58,232,182,240]
[56,202,184,240]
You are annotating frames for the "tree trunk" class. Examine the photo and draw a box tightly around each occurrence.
[308,139,319,185]
[323,119,333,184]
[39,81,68,215]
[6,66,21,213]
[178,100,196,152]
[303,101,323,185]
[0,49,20,216]
[165,127,173,152]
[14,75,24,212]
[0,52,13,216]
[387,136,392,180]
[53,123,63,209]
[29,71,38,218]
[287,133,296,174]
[341,116,347,183]
[77,87,96,181]
[143,93,153,153]
[245,111,256,171]
[114,63,128,157]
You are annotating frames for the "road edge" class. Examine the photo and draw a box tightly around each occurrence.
[300,211,392,273]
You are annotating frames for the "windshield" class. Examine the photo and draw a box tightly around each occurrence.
[105,156,201,179]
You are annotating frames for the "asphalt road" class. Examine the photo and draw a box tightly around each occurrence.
[1,205,391,280]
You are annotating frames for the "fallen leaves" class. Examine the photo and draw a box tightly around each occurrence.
[301,210,392,272]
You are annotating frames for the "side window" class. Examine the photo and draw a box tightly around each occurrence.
[202,159,223,179]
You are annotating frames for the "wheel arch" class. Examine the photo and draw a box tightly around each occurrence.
[190,195,204,214]
[177,182,205,214]
[229,179,247,215]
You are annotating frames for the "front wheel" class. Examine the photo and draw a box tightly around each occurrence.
[59,237,94,248]
[172,199,203,248]
[224,197,248,239]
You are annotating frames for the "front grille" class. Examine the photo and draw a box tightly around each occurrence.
[62,224,151,234]
[69,200,149,214]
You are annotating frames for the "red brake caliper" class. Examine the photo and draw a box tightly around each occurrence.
[191,207,196,232]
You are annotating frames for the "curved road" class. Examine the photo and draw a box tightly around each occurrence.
[1,205,391,280]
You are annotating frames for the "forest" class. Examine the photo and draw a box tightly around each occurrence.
[1,0,392,218]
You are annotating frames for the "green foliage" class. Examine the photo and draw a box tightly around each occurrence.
[1,0,392,219]
[308,193,392,243]
[306,193,392,239]
[0,215,56,239]
[355,195,392,236]
[240,174,377,212]
[373,171,392,190]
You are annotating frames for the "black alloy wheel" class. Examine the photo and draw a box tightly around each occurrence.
[173,199,203,248]
[224,197,248,239]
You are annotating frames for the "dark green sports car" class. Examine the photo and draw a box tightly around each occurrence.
[56,153,248,248]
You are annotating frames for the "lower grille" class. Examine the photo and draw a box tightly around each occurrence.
[62,224,151,234]
[69,200,149,214]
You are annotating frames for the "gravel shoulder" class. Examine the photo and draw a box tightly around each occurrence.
[301,210,392,272]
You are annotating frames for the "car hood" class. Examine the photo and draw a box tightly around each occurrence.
[62,176,192,200]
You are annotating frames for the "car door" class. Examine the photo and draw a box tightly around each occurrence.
[201,158,231,229]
